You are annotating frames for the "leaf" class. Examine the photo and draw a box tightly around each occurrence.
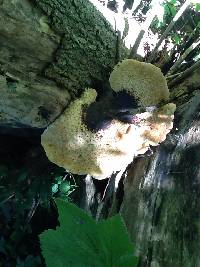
[40,199,138,267]
[172,33,181,44]
[52,183,58,194]
[169,4,177,17]
[40,200,103,267]
[16,256,41,267]
[98,215,138,267]
[196,3,200,12]
[59,181,71,193]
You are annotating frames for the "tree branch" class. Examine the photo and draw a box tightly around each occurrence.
[168,59,200,88]
[167,38,200,75]
[148,0,192,63]
[129,0,164,58]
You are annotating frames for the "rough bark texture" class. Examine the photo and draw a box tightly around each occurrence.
[120,71,200,267]
[0,0,117,130]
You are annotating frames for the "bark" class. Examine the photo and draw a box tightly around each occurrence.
[76,68,200,267]
[1,1,200,267]
[120,72,200,267]
[0,0,117,130]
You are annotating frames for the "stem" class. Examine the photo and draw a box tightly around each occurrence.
[167,38,200,75]
[129,0,164,58]
[148,0,192,63]
[168,59,200,88]
[166,72,183,80]
[129,30,145,58]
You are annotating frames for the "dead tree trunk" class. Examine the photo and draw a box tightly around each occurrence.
[0,0,117,130]
[121,70,200,267]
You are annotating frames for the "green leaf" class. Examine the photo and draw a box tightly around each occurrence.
[40,200,103,267]
[196,3,200,12]
[59,181,71,193]
[172,33,181,44]
[170,0,176,4]
[169,4,177,17]
[98,215,138,267]
[52,183,58,194]
[55,176,63,184]
[40,199,138,267]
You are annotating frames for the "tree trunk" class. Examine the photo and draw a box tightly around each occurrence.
[120,70,200,267]
[1,1,200,267]
[0,0,117,130]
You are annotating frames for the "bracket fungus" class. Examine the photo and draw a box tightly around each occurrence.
[109,59,170,107]
[41,59,176,179]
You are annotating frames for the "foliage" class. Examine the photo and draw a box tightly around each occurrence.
[0,163,76,267]
[40,199,138,267]
[51,174,77,202]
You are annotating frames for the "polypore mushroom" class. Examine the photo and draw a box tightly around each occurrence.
[109,59,170,107]
[41,60,176,179]
[41,88,145,179]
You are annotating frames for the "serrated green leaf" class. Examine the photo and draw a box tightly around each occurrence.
[98,215,137,266]
[40,199,104,267]
[40,199,138,267]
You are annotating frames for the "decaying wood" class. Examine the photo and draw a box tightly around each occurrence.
[120,85,200,267]
[0,0,117,130]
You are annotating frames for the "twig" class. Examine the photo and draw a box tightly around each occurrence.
[125,0,143,15]
[168,59,200,88]
[166,72,183,79]
[129,0,164,58]
[25,197,40,225]
[148,0,192,63]
[129,30,145,58]
[167,38,200,75]
[1,193,15,204]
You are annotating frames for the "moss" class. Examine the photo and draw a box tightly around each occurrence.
[32,0,118,96]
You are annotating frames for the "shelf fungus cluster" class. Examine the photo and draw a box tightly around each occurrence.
[41,59,176,179]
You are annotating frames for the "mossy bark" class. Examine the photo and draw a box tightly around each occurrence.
[0,0,117,130]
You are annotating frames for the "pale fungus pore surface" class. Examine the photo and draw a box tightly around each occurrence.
[41,60,176,180]
[109,59,170,107]
[41,88,144,179]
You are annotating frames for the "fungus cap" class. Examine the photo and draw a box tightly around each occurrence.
[109,59,169,107]
[41,89,143,179]
[41,88,176,180]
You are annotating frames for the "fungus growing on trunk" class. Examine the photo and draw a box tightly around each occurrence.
[41,60,176,179]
